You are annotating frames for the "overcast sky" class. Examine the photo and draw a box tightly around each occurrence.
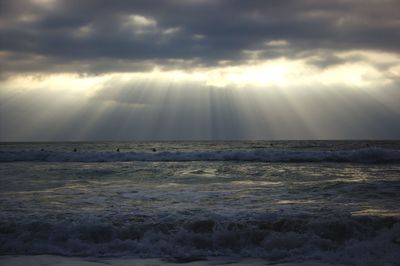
[1,0,399,140]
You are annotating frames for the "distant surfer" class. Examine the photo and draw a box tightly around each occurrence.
[116,148,120,152]
[152,148,157,152]
[40,148,44,152]
[73,148,77,152]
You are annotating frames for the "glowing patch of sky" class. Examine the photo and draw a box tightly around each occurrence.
[1,50,399,140]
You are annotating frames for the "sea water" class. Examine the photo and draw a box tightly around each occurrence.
[0,141,399,265]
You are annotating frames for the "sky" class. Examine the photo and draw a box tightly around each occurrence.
[0,0,400,141]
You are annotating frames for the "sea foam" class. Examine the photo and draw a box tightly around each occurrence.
[0,214,399,265]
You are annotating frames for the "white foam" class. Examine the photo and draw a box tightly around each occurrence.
[1,214,399,265]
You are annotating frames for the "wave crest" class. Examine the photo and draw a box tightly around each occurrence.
[1,147,400,163]
[0,215,399,265]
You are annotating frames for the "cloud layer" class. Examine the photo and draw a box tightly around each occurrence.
[1,0,399,74]
[0,0,399,140]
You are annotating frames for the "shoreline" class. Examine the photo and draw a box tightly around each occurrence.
[0,255,335,266]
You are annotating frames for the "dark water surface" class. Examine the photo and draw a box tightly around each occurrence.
[1,141,399,265]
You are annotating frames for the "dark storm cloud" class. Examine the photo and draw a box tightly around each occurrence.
[0,0,399,73]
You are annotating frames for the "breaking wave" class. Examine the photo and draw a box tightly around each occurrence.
[1,147,400,163]
[0,214,399,265]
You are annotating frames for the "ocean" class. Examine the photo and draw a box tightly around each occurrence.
[0,141,400,265]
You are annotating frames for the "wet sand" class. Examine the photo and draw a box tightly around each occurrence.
[0,255,335,266]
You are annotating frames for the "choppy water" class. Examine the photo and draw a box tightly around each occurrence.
[1,141,400,265]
